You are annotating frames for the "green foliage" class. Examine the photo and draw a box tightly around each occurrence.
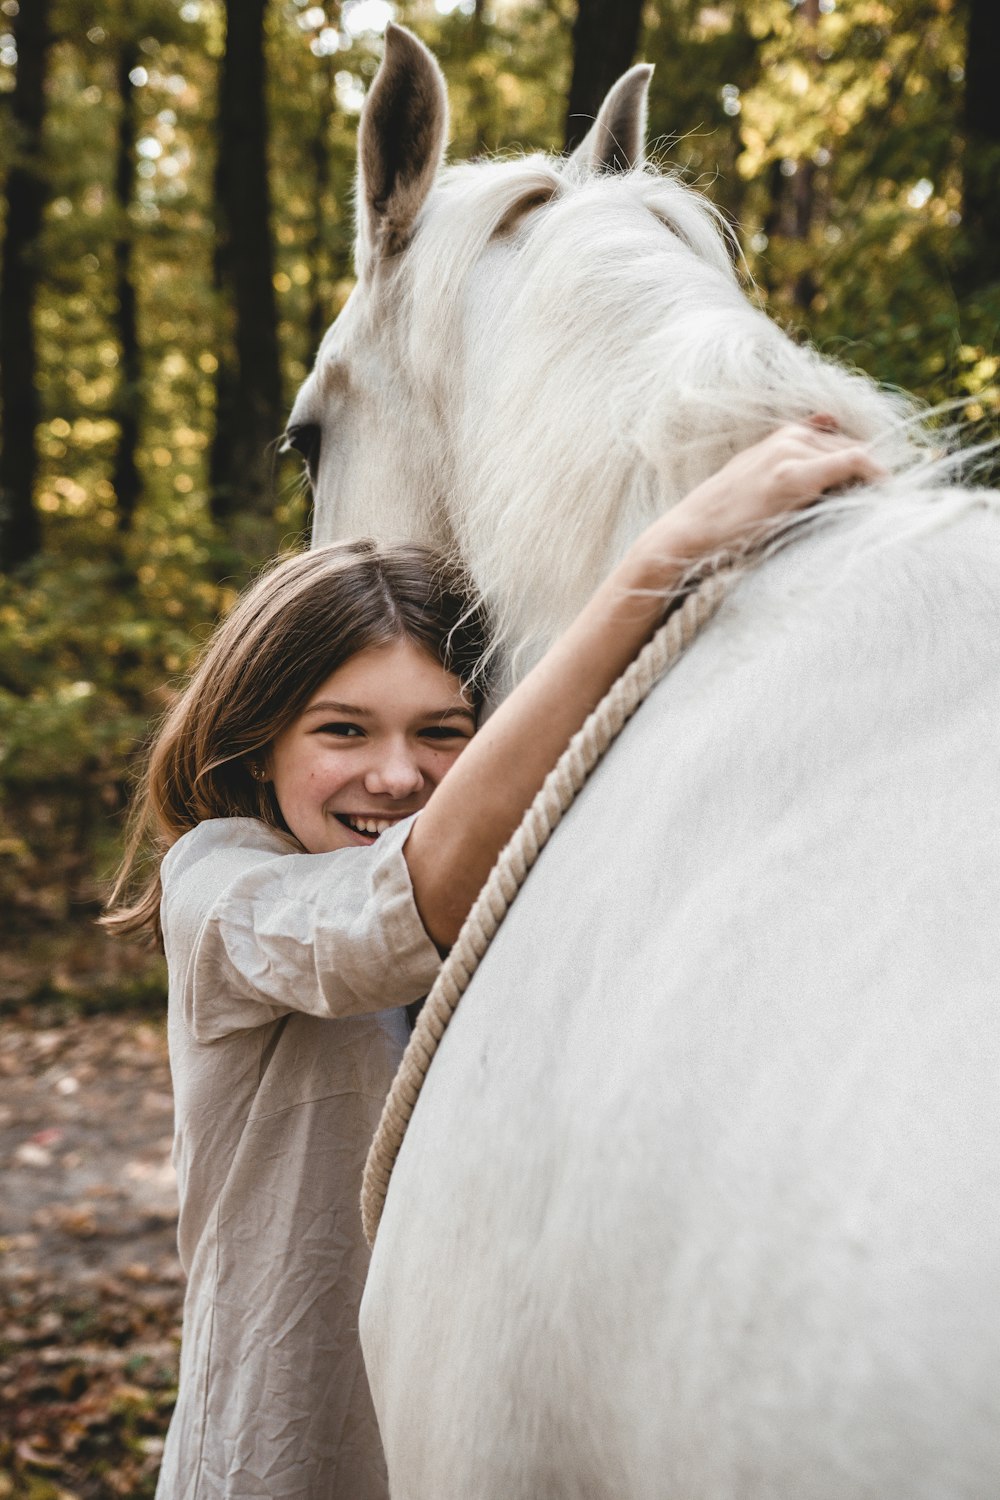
[0,0,997,995]
[0,530,232,925]
[670,0,998,427]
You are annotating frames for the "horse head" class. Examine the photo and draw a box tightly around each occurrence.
[288,25,923,676]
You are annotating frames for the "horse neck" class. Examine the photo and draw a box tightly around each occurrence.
[452,304,917,678]
[410,171,923,678]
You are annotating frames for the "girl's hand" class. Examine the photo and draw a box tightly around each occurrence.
[406,418,886,950]
[658,418,887,565]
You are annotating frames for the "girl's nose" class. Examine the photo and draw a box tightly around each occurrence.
[364,747,425,800]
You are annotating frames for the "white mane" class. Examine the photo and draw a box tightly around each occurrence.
[369,153,989,677]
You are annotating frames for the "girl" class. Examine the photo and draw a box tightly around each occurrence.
[106,422,881,1500]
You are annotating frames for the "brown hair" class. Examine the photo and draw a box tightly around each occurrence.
[103,540,489,943]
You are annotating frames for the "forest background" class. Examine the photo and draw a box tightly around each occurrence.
[1,0,998,1008]
[0,2,998,1494]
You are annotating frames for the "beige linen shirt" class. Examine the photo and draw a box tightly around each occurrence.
[155,816,441,1500]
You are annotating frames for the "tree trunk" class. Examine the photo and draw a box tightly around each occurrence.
[469,0,489,155]
[210,0,283,525]
[962,0,1000,288]
[0,0,53,570]
[563,0,645,152]
[111,39,142,533]
[792,0,820,311]
[306,56,335,358]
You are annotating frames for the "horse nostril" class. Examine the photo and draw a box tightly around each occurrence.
[283,423,322,481]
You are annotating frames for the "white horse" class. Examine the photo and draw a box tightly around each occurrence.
[288,26,1000,1499]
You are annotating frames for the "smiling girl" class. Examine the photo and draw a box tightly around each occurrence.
[106,422,881,1500]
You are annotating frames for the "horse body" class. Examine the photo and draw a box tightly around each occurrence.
[361,506,1000,1499]
[288,26,1000,1495]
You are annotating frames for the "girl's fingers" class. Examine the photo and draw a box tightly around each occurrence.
[669,425,887,553]
[764,424,855,470]
[780,445,887,507]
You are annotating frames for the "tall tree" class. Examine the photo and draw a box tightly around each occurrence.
[791,0,820,311]
[111,36,142,532]
[467,0,489,155]
[564,0,644,152]
[306,50,337,357]
[0,0,53,569]
[962,0,1000,289]
[210,0,283,524]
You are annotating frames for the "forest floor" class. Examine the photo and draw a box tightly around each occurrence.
[0,985,181,1500]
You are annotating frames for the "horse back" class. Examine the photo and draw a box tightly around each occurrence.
[363,500,1000,1500]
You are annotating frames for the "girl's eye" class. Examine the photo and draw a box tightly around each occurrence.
[421,725,473,743]
[317,722,364,738]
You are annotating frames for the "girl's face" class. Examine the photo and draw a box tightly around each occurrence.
[266,636,476,854]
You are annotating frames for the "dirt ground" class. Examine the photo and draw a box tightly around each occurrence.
[0,1009,182,1499]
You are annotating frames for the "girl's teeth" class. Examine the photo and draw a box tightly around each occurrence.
[347,817,391,836]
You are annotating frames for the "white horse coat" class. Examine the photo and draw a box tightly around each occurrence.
[365,513,1000,1500]
[287,27,1000,1498]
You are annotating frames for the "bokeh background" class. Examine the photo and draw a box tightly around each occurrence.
[0,2,998,1493]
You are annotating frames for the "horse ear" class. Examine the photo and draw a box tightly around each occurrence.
[356,23,448,271]
[566,63,654,177]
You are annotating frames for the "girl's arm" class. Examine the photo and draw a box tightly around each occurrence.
[405,421,884,950]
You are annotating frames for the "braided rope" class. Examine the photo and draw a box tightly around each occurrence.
[361,567,736,1246]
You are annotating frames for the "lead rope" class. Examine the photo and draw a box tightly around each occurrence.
[361,567,736,1247]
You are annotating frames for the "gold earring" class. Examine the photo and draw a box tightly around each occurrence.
[249,764,267,783]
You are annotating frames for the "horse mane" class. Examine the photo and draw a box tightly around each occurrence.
[389,154,991,679]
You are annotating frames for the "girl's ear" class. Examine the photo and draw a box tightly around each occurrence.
[355,23,448,275]
[566,63,654,178]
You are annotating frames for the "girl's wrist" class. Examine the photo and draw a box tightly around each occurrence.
[618,513,720,593]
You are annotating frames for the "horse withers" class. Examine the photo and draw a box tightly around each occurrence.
[288,26,1000,1499]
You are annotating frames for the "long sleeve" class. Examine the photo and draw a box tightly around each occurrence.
[160,817,441,1041]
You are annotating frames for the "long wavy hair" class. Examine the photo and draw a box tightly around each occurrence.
[103,540,489,944]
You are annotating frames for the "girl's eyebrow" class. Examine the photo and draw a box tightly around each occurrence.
[430,706,478,725]
[303,700,371,717]
[304,700,476,724]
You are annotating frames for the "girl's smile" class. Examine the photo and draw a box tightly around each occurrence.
[266,637,477,854]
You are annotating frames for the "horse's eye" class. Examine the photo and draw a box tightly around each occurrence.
[284,423,322,480]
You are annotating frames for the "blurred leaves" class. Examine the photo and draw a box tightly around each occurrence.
[0,543,224,928]
[0,1012,181,1499]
